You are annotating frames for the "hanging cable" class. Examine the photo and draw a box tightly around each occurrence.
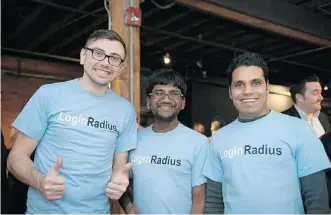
[151,0,175,9]
[129,0,134,103]
[104,0,112,29]
[105,0,112,89]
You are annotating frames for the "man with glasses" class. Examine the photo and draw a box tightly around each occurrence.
[118,69,209,214]
[7,29,137,213]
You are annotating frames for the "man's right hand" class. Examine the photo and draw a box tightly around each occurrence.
[38,156,65,200]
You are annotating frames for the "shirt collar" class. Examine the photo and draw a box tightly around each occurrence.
[238,110,271,123]
[294,105,320,121]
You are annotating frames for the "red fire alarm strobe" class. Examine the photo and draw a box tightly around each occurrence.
[125,7,142,27]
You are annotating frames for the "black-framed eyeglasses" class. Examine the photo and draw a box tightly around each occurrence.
[148,90,183,100]
[84,47,124,67]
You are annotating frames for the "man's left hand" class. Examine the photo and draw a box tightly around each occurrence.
[106,163,132,200]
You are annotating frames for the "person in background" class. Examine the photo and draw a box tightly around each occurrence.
[209,116,227,139]
[283,74,330,137]
[2,130,10,214]
[193,122,205,135]
[7,127,36,214]
[320,131,331,210]
[203,52,330,214]
[136,116,144,130]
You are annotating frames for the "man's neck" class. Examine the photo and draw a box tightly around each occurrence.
[238,108,270,122]
[295,104,314,121]
[79,75,109,95]
[153,118,179,133]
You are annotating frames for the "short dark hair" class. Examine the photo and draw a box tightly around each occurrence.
[290,74,321,103]
[146,69,187,96]
[226,52,268,86]
[193,122,204,128]
[211,116,227,128]
[85,29,127,57]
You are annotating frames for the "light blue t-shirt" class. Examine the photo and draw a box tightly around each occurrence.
[129,123,209,214]
[203,110,331,214]
[12,79,137,214]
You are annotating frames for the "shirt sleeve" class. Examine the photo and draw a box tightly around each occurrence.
[300,171,330,214]
[296,121,331,178]
[12,86,49,141]
[115,104,137,153]
[191,138,209,187]
[204,178,224,214]
[202,137,224,183]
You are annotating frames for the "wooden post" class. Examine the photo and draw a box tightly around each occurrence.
[110,1,141,212]
[110,0,141,116]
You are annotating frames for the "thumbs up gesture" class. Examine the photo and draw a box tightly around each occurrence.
[106,163,132,200]
[39,156,65,200]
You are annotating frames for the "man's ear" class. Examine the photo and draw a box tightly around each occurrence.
[296,93,304,103]
[117,61,127,78]
[80,48,86,65]
[181,97,186,110]
[146,97,151,110]
[228,87,233,100]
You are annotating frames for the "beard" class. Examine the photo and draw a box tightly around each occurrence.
[153,110,179,122]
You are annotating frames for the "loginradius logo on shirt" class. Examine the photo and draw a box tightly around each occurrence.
[220,145,282,159]
[59,112,117,132]
[131,155,181,166]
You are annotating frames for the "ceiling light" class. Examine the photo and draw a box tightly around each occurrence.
[163,53,170,64]
[196,60,202,68]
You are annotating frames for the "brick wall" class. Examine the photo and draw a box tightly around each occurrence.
[1,73,58,149]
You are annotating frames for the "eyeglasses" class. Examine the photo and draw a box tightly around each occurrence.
[84,47,124,67]
[149,90,183,100]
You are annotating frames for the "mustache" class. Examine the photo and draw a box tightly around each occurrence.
[156,102,175,106]
[94,64,111,70]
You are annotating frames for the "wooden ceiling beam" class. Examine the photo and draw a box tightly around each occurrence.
[175,0,331,46]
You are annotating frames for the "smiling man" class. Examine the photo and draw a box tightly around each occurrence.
[203,52,331,214]
[118,69,209,214]
[7,29,137,213]
[283,75,330,137]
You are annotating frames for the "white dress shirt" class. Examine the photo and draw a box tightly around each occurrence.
[295,105,326,138]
